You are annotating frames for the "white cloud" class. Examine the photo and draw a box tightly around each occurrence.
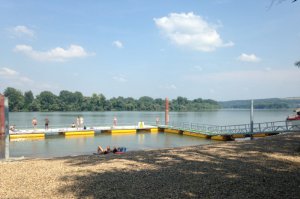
[0,67,59,93]
[209,88,215,93]
[0,67,33,84]
[193,66,203,72]
[154,12,234,52]
[159,84,177,90]
[11,25,35,38]
[14,44,92,62]
[112,40,124,48]
[182,69,300,100]
[19,76,34,83]
[184,69,299,83]
[113,75,127,82]
[237,53,261,63]
[0,67,18,76]
[265,67,272,71]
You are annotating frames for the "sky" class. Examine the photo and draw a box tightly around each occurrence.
[0,0,299,101]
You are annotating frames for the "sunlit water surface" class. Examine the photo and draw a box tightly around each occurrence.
[0,110,292,158]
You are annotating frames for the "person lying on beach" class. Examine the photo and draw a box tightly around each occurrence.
[112,147,127,154]
[97,146,111,154]
[112,147,118,153]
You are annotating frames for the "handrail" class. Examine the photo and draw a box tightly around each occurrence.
[10,120,300,135]
[165,120,300,135]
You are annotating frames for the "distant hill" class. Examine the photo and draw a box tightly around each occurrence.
[219,97,300,109]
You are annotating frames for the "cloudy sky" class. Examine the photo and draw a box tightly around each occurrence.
[0,0,299,100]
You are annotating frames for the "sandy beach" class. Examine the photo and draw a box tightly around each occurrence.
[0,133,299,199]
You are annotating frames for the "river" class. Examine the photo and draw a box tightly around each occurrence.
[8,109,292,128]
[0,109,292,159]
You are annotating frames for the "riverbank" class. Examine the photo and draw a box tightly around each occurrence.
[0,133,300,198]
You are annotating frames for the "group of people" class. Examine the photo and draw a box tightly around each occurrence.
[71,116,84,129]
[31,117,49,130]
[97,146,127,155]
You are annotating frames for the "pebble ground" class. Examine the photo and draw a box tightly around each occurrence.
[0,133,299,198]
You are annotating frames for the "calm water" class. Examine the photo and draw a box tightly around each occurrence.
[8,109,292,129]
[7,133,214,158]
[0,110,292,159]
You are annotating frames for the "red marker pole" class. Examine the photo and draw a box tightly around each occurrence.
[165,97,169,126]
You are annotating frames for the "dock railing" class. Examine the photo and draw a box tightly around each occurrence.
[166,120,300,135]
[10,120,300,136]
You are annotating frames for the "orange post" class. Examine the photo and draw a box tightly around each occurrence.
[165,97,169,125]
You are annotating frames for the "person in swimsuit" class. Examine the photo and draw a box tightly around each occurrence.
[97,146,111,154]
[113,146,127,153]
[112,147,118,153]
[32,117,37,129]
[45,118,49,130]
[76,116,80,129]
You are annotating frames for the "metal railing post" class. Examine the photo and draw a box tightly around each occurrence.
[4,97,9,159]
[250,100,254,134]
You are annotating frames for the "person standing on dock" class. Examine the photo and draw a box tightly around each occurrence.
[45,118,49,130]
[32,117,37,129]
[76,116,80,129]
[113,116,117,127]
[80,116,84,129]
[156,117,160,126]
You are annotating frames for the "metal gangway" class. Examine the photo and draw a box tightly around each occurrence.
[166,120,300,136]
[7,119,300,136]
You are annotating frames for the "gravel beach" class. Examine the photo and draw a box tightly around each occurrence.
[1,132,300,199]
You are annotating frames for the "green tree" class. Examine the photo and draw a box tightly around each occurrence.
[89,93,106,111]
[29,99,41,111]
[36,91,59,111]
[138,96,154,111]
[59,90,73,111]
[81,97,92,111]
[74,91,84,110]
[4,87,24,111]
[124,97,137,111]
[153,98,164,111]
[3,86,222,112]
[24,90,34,111]
[110,97,126,111]
[58,90,84,111]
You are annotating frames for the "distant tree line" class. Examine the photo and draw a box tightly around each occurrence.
[2,87,220,112]
[219,98,300,109]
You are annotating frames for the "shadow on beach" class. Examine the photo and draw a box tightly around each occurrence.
[50,133,300,198]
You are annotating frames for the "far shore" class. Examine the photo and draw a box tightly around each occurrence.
[0,132,300,198]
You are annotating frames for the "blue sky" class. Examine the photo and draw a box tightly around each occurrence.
[0,0,299,101]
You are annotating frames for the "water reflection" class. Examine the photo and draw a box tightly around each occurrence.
[9,110,291,129]
[4,110,292,159]
[6,132,215,159]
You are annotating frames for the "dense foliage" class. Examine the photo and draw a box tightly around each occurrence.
[219,98,300,109]
[2,87,220,112]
